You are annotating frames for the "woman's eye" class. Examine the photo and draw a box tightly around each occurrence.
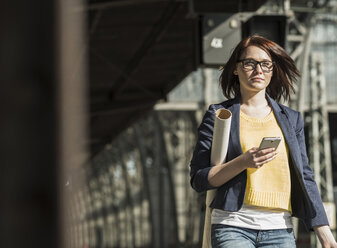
[262,62,271,67]
[245,62,255,67]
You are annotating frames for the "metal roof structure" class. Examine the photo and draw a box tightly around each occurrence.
[87,0,267,154]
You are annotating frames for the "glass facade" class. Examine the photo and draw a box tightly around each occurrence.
[312,15,337,104]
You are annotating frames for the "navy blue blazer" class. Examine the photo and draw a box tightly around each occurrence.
[190,95,329,230]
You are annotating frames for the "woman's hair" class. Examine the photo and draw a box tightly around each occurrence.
[219,35,300,102]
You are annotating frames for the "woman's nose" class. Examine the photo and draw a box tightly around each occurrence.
[254,63,263,73]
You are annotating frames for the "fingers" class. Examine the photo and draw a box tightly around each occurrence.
[257,153,277,165]
[251,156,276,169]
[246,147,277,169]
[249,147,275,155]
[257,147,275,154]
[257,149,277,161]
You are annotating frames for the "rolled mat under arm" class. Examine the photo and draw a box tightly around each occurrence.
[202,108,232,248]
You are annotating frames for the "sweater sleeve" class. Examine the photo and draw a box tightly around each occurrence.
[189,104,218,193]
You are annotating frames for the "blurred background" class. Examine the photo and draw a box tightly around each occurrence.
[1,0,337,247]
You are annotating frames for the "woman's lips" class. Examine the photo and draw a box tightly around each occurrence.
[251,77,264,81]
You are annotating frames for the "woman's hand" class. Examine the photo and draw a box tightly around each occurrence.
[241,147,277,169]
[208,147,277,187]
[314,225,337,248]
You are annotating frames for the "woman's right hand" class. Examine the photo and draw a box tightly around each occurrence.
[241,147,277,169]
[208,147,277,187]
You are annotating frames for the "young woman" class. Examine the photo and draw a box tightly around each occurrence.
[190,36,337,248]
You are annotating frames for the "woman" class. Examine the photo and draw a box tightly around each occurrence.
[189,36,337,247]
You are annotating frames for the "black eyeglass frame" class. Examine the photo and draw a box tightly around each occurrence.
[237,59,275,73]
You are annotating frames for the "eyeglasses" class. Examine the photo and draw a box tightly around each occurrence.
[237,59,274,73]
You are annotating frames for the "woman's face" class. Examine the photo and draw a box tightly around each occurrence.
[234,46,273,95]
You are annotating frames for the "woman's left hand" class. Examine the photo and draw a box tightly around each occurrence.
[322,242,337,248]
[322,241,337,248]
[313,225,337,248]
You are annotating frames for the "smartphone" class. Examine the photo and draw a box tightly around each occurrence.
[258,137,281,151]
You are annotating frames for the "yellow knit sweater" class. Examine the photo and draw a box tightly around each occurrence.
[240,110,291,212]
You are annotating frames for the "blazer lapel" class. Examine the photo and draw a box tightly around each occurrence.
[267,96,301,167]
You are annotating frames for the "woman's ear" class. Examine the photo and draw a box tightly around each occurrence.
[233,70,238,75]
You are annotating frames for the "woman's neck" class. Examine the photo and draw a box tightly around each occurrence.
[240,90,268,108]
[240,90,271,118]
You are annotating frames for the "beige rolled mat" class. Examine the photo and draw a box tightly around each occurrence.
[202,108,232,248]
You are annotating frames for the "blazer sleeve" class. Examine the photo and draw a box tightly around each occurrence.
[189,104,218,193]
[295,112,329,229]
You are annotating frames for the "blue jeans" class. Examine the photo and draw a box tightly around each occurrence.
[211,224,296,248]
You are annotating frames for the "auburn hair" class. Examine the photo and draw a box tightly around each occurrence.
[219,35,300,102]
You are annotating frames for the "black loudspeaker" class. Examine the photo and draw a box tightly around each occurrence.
[200,14,242,66]
[242,15,287,48]
[200,14,287,66]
